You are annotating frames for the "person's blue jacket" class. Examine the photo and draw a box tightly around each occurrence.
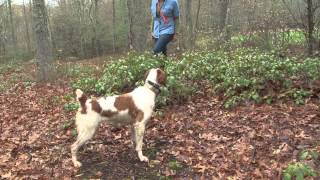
[151,0,180,39]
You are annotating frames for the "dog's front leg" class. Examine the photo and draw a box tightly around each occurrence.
[130,126,136,146]
[134,122,149,162]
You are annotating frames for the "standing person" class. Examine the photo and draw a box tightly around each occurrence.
[151,0,180,56]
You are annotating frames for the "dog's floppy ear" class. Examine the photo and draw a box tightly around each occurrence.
[144,70,150,81]
[156,69,166,86]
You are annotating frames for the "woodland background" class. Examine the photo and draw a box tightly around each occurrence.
[1,0,320,179]
[0,0,319,62]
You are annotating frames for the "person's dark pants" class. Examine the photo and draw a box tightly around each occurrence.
[153,34,174,56]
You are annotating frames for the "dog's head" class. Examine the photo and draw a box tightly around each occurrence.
[145,68,166,86]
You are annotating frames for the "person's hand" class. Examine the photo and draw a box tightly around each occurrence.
[172,33,178,42]
[150,32,156,40]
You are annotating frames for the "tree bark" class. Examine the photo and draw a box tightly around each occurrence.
[209,0,215,30]
[306,0,314,56]
[23,0,32,53]
[112,0,116,53]
[32,0,55,81]
[126,0,134,50]
[191,0,201,49]
[218,0,230,32]
[8,0,17,50]
[0,3,7,56]
[185,0,193,49]
[90,0,101,57]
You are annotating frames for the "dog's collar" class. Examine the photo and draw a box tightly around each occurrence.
[147,80,161,95]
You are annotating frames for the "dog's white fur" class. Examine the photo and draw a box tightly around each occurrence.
[71,68,165,167]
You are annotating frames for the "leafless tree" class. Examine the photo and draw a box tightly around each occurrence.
[32,0,55,81]
[7,0,17,50]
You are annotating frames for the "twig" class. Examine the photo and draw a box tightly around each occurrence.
[281,0,306,28]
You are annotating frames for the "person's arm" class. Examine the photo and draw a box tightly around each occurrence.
[150,16,155,38]
[173,0,180,41]
[150,0,156,38]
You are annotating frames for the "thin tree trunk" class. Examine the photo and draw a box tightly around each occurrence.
[23,0,32,53]
[217,0,232,44]
[210,0,215,30]
[95,0,101,56]
[218,0,230,32]
[32,0,55,81]
[191,0,201,49]
[126,0,133,50]
[0,3,7,56]
[77,0,86,58]
[224,0,232,42]
[90,0,100,57]
[307,0,314,56]
[185,0,192,49]
[112,0,116,53]
[8,0,17,50]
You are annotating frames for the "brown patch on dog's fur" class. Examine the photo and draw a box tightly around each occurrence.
[114,95,144,122]
[91,99,118,117]
[78,94,87,114]
[91,99,102,113]
[101,110,118,117]
[156,69,166,86]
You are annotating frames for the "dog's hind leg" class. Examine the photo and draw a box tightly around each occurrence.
[134,122,149,162]
[130,126,136,146]
[71,121,97,167]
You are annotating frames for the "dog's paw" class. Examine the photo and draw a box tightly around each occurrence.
[73,160,82,167]
[139,155,149,162]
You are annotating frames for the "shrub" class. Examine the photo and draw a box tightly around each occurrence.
[95,53,162,95]
[282,163,317,180]
[72,48,320,108]
[93,53,194,106]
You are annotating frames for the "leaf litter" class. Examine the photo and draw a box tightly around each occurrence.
[0,77,319,179]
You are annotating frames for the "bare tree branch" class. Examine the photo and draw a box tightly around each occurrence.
[281,0,306,28]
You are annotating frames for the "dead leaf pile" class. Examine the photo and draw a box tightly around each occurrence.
[0,81,319,179]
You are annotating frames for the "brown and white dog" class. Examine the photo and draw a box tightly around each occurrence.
[71,68,166,167]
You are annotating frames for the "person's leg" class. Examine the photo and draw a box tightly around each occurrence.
[153,34,174,56]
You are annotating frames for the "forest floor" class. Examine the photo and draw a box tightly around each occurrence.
[0,59,319,179]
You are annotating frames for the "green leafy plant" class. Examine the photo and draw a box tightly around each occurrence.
[282,163,317,180]
[63,94,74,102]
[299,150,319,161]
[72,48,320,108]
[63,103,79,112]
[167,160,183,171]
[72,128,78,137]
[62,118,75,130]
[72,77,97,93]
[292,89,311,105]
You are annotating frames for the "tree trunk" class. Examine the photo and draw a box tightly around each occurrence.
[217,0,232,44]
[8,0,17,50]
[32,0,55,81]
[90,0,101,57]
[210,0,215,30]
[185,0,193,49]
[126,0,134,50]
[0,3,7,57]
[306,0,314,56]
[112,0,116,53]
[218,0,230,32]
[191,0,201,49]
[224,0,232,42]
[23,0,32,53]
[78,0,86,58]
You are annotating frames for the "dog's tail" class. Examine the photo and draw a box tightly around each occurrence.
[76,89,87,114]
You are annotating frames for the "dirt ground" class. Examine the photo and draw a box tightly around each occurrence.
[1,80,319,179]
